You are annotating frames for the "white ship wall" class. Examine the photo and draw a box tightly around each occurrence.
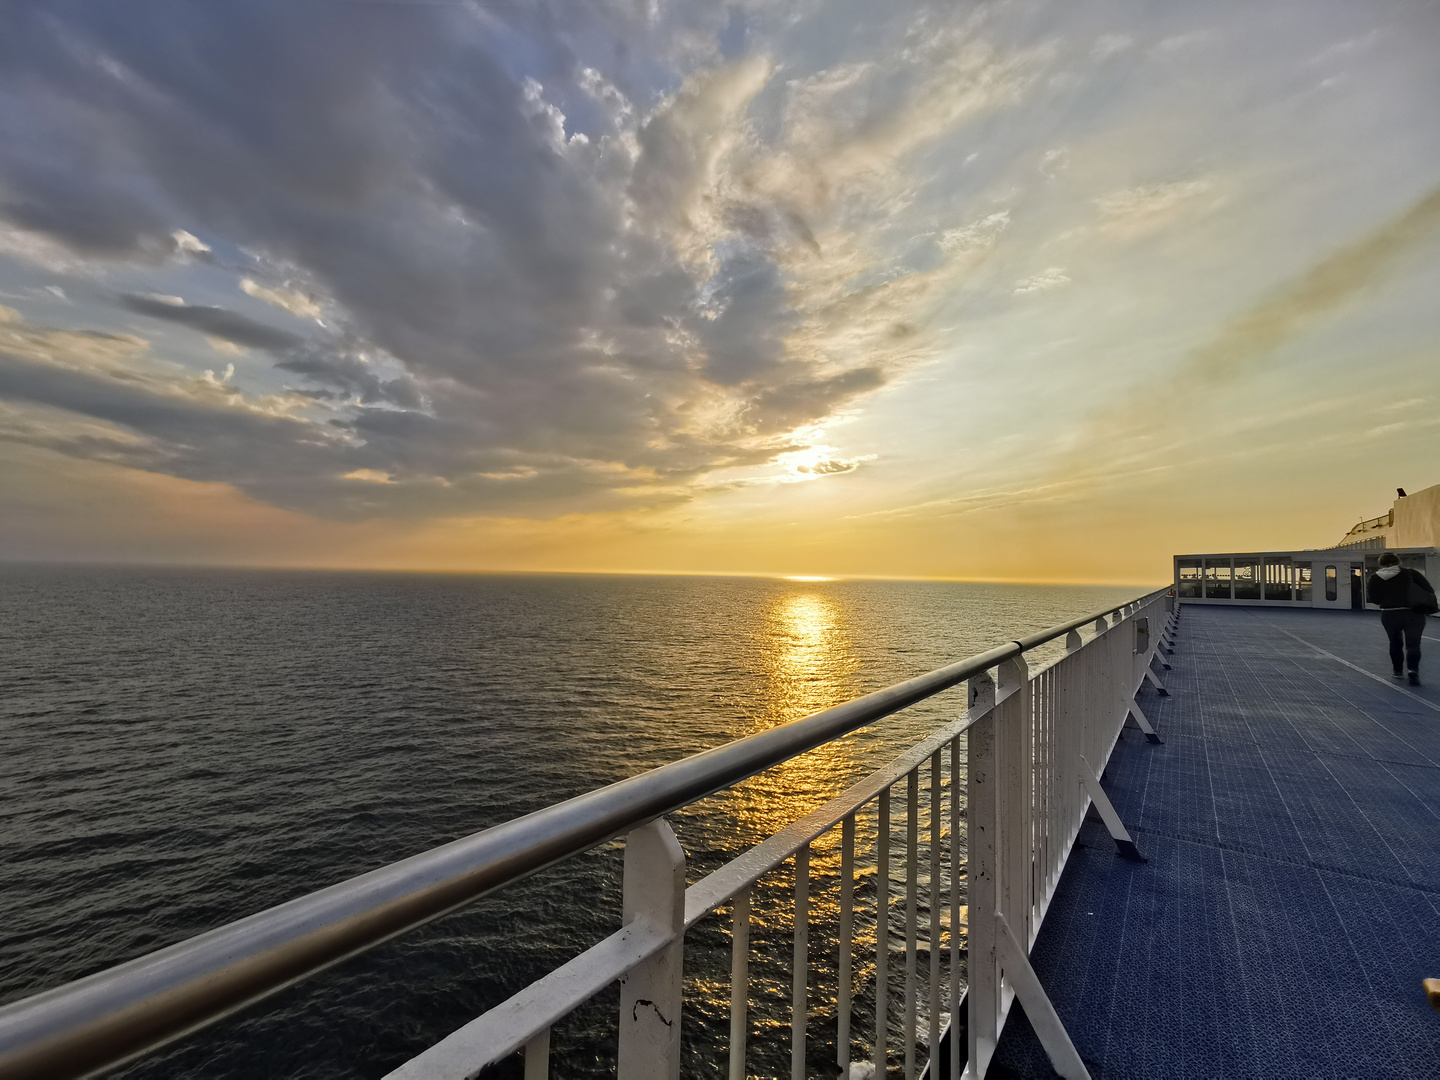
[1394,483,1440,549]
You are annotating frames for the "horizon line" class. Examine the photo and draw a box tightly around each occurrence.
[0,555,1163,590]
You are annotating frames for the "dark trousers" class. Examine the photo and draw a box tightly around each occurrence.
[1381,609,1426,673]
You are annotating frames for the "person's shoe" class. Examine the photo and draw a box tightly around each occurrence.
[1409,671,1421,686]
[1392,670,1406,680]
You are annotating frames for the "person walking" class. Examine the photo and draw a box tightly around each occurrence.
[1367,553,1438,685]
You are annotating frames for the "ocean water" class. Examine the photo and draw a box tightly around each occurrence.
[0,566,1137,1078]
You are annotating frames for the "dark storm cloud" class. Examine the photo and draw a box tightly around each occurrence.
[0,346,336,494]
[0,1,887,515]
[0,339,655,518]
[276,349,425,410]
[118,295,307,352]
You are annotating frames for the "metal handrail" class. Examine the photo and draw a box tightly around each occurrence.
[0,587,1166,1080]
[1343,509,1394,537]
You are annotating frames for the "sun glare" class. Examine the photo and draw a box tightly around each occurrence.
[783,575,835,582]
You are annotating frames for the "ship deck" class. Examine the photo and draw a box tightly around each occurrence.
[992,605,1440,1079]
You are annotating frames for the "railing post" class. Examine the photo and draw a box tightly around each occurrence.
[618,818,685,1080]
[523,1030,549,1080]
[876,788,891,1074]
[966,672,998,1078]
[996,656,1032,946]
[838,814,855,1078]
[792,844,810,1080]
[729,888,750,1080]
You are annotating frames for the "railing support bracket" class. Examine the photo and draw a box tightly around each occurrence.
[1144,666,1170,696]
[994,913,1091,1080]
[1078,756,1146,863]
[1125,698,1163,744]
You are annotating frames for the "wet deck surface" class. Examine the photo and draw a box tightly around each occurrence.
[992,605,1440,1079]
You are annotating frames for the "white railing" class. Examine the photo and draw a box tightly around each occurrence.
[387,593,1175,1080]
[0,591,1173,1080]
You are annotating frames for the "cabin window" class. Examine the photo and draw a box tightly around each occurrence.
[1233,560,1261,600]
[1176,559,1202,598]
[1204,559,1233,600]
[1262,557,1294,601]
[1296,565,1313,602]
[1324,565,1337,601]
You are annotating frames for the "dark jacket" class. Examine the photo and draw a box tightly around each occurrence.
[1367,566,1436,610]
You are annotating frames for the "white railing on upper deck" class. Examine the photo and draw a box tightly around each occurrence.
[0,590,1174,1080]
[387,593,1174,1080]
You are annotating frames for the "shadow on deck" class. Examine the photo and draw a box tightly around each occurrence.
[993,606,1440,1079]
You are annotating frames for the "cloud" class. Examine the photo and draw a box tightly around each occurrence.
[0,311,334,490]
[1013,267,1071,295]
[344,469,393,484]
[939,210,1010,254]
[118,294,307,352]
[240,277,323,321]
[1095,179,1215,239]
[206,337,245,356]
[1187,182,1440,385]
[275,346,426,410]
[1050,181,1440,485]
[0,222,90,273]
[0,2,1055,518]
[171,230,210,258]
[1092,34,1134,62]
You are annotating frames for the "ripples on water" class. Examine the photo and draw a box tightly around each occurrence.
[0,567,1135,1078]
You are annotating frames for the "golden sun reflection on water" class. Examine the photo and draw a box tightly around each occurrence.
[721,589,865,851]
[764,591,856,722]
[688,585,966,1068]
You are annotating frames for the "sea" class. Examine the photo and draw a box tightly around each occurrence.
[0,565,1137,1078]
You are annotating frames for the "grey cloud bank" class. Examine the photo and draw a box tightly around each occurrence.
[0,0,915,517]
[118,294,307,352]
[0,0,1436,523]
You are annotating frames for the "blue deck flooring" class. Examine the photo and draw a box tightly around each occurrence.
[991,605,1440,1079]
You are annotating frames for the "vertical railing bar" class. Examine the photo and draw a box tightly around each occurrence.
[1037,668,1048,930]
[1050,660,1061,900]
[1055,659,1064,884]
[839,813,856,1078]
[904,768,919,1080]
[522,1028,549,1080]
[928,750,942,1067]
[728,887,750,1080]
[1048,665,1056,903]
[1031,668,1040,927]
[1038,667,1048,922]
[949,734,961,1080]
[876,787,890,1077]
[793,843,810,1080]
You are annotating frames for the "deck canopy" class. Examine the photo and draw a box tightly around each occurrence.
[1174,546,1438,609]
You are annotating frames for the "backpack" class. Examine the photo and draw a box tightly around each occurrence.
[1405,570,1440,615]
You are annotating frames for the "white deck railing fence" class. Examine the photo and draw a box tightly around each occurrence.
[0,590,1174,1080]
[388,592,1174,1080]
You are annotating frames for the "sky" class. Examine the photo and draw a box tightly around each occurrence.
[0,0,1437,584]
